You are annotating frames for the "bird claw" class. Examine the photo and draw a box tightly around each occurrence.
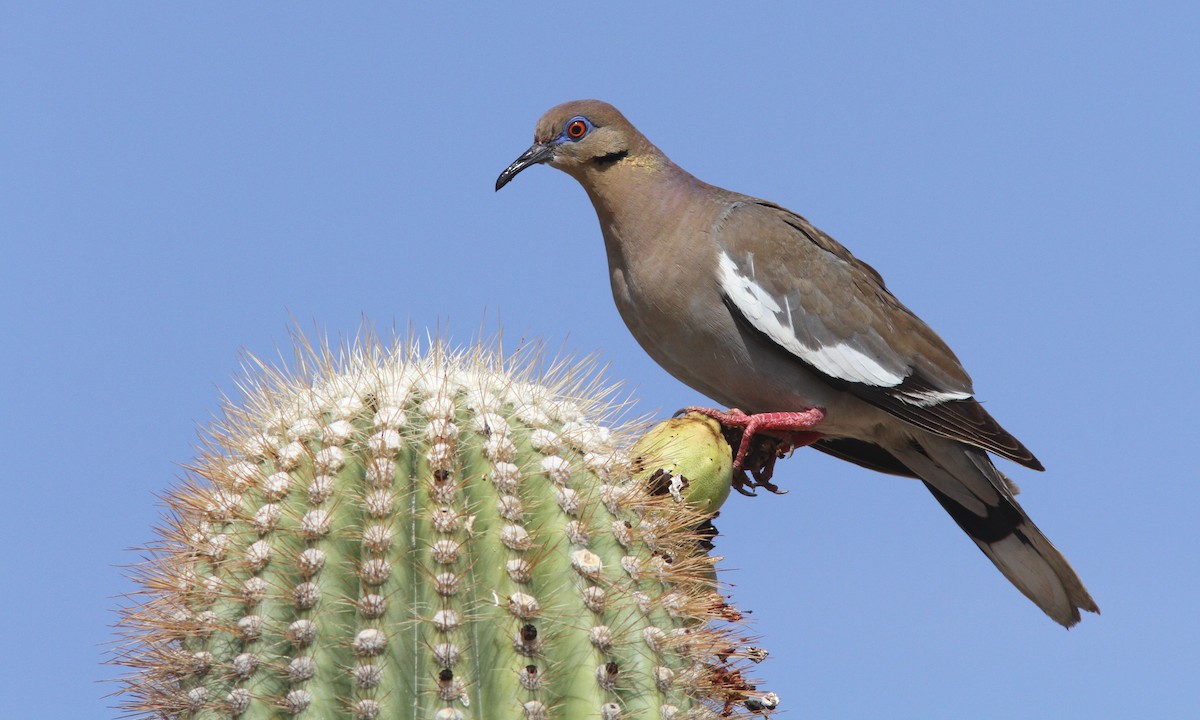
[731,439,789,495]
[678,406,825,495]
[731,477,758,497]
[750,473,787,495]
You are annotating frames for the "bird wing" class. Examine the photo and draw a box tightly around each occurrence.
[712,198,1042,470]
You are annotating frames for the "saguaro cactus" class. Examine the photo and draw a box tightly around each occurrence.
[114,336,776,719]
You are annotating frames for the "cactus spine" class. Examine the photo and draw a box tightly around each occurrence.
[114,336,775,719]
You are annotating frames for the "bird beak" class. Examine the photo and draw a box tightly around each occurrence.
[495,142,556,191]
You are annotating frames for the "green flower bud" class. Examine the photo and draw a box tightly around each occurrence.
[632,412,734,515]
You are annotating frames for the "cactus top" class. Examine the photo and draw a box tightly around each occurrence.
[113,335,776,719]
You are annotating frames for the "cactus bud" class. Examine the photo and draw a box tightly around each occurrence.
[632,412,734,515]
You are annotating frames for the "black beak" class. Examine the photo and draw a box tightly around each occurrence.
[495,142,556,191]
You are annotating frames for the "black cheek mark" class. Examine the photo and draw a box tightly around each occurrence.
[593,150,629,168]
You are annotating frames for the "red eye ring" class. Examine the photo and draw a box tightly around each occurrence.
[566,119,588,139]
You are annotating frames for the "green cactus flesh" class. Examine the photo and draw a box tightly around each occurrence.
[115,338,776,719]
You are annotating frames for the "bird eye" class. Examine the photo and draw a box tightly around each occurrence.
[565,118,589,140]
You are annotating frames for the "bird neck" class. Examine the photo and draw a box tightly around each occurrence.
[572,154,711,271]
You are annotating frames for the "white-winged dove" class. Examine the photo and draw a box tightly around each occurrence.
[497,100,1098,627]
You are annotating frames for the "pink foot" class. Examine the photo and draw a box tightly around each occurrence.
[680,406,826,495]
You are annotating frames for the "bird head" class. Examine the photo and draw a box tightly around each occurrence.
[496,100,643,191]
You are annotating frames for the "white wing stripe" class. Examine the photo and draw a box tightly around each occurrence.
[718,251,906,388]
[898,387,973,406]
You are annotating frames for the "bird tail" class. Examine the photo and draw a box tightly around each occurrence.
[890,434,1099,627]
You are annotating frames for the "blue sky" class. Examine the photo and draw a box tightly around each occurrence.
[3,3,1197,717]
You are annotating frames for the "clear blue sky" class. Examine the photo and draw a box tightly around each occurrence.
[3,3,1197,718]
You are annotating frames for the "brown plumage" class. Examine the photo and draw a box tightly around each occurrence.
[498,100,1097,627]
